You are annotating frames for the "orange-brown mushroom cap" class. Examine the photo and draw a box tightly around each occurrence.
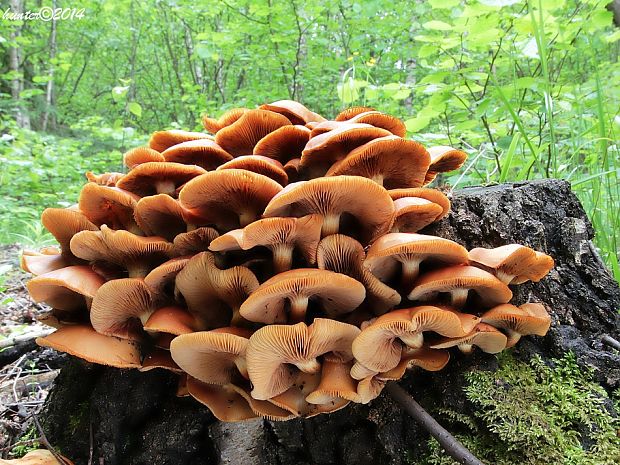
[40,207,98,256]
[78,183,142,234]
[217,155,288,186]
[334,106,376,121]
[36,325,142,368]
[326,136,430,189]
[424,146,468,184]
[391,197,444,233]
[21,249,69,276]
[305,356,361,405]
[246,318,360,400]
[202,107,249,133]
[263,176,395,243]
[144,256,189,303]
[408,265,512,308]
[481,303,551,347]
[172,227,220,256]
[186,377,258,422]
[468,244,554,285]
[179,169,283,230]
[134,194,187,241]
[259,100,326,125]
[215,109,292,156]
[430,322,508,354]
[143,305,196,336]
[116,162,206,197]
[253,125,311,162]
[239,268,366,324]
[123,146,165,168]
[149,130,213,152]
[160,139,233,170]
[85,172,124,186]
[389,188,451,220]
[347,111,407,138]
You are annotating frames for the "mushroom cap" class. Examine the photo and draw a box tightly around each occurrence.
[90,278,153,340]
[78,184,141,232]
[36,325,141,368]
[123,147,165,168]
[179,170,282,230]
[172,227,219,256]
[259,100,326,125]
[382,345,451,379]
[389,187,451,219]
[27,265,105,312]
[316,234,401,314]
[263,176,395,244]
[430,322,508,354]
[268,372,335,418]
[186,377,257,422]
[347,111,407,138]
[139,348,182,373]
[0,449,74,465]
[239,268,366,324]
[217,155,288,186]
[391,197,444,233]
[134,194,187,241]
[424,146,468,184]
[253,125,311,162]
[149,130,213,152]
[144,256,189,301]
[335,106,376,121]
[468,244,554,284]
[116,162,206,197]
[408,265,512,307]
[175,251,259,329]
[143,305,196,336]
[70,226,173,277]
[161,139,233,170]
[246,318,360,400]
[364,233,469,282]
[40,208,98,254]
[300,123,392,176]
[202,107,249,133]
[215,109,292,156]
[170,327,252,385]
[481,303,551,346]
[325,136,430,189]
[283,158,301,183]
[21,249,69,276]
[86,172,124,186]
[305,356,361,405]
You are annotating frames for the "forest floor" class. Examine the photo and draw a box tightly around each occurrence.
[0,244,63,459]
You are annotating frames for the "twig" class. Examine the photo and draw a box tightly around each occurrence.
[602,335,620,351]
[31,414,71,465]
[0,329,54,350]
[385,382,486,465]
[88,415,94,465]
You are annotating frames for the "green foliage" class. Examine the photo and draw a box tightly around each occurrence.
[416,353,620,465]
[9,425,40,458]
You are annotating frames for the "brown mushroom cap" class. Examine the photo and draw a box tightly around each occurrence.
[172,227,220,256]
[430,322,508,354]
[263,176,395,243]
[246,318,360,400]
[36,325,142,368]
[123,146,165,168]
[78,184,142,234]
[143,305,196,336]
[143,257,190,306]
[382,345,451,379]
[175,251,259,329]
[391,197,444,233]
[283,158,301,183]
[468,244,554,284]
[316,234,400,315]
[134,194,187,241]
[170,327,251,385]
[160,139,233,170]
[347,111,407,138]
[239,268,366,324]
[364,233,469,288]
[27,265,105,315]
[305,356,361,405]
[40,208,98,256]
[149,130,213,152]
[335,106,376,121]
[21,249,69,276]
[268,372,329,418]
[202,107,249,133]
[299,123,392,177]
[259,100,326,125]
[209,215,323,273]
[481,303,551,347]
[409,265,512,308]
[388,187,451,219]
[70,226,173,278]
[90,278,153,340]
[217,155,288,186]
[179,169,283,230]
[253,125,311,162]
[116,162,206,197]
[86,172,124,186]
[186,377,258,422]
[215,109,292,156]
[326,136,430,189]
[424,146,468,184]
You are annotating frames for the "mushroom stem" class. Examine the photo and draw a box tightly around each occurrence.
[495,269,516,285]
[450,289,469,308]
[400,332,423,349]
[230,308,250,328]
[127,220,144,236]
[370,173,385,186]
[272,244,294,273]
[239,210,256,228]
[294,358,321,374]
[457,343,474,354]
[289,296,309,323]
[504,330,521,348]
[128,264,151,279]
[155,180,177,195]
[385,382,487,465]
[321,214,341,237]
[234,356,248,379]
[401,259,421,289]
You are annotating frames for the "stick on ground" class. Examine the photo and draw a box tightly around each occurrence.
[385,382,486,465]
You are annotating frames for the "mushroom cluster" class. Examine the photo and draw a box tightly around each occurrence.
[21,101,554,422]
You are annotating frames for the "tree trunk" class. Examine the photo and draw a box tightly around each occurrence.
[40,179,620,465]
[42,0,57,132]
[8,0,31,129]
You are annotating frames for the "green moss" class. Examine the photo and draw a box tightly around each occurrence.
[416,352,620,465]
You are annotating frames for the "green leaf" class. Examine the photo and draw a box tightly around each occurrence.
[111,86,129,102]
[404,115,431,132]
[428,0,459,8]
[478,0,520,6]
[128,102,142,118]
[422,20,453,31]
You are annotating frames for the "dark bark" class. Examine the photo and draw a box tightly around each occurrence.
[40,179,620,465]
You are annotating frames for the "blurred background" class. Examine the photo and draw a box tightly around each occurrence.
[0,0,618,280]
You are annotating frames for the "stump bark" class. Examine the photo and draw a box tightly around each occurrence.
[40,179,620,465]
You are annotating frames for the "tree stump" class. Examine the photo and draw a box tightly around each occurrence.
[40,179,620,465]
